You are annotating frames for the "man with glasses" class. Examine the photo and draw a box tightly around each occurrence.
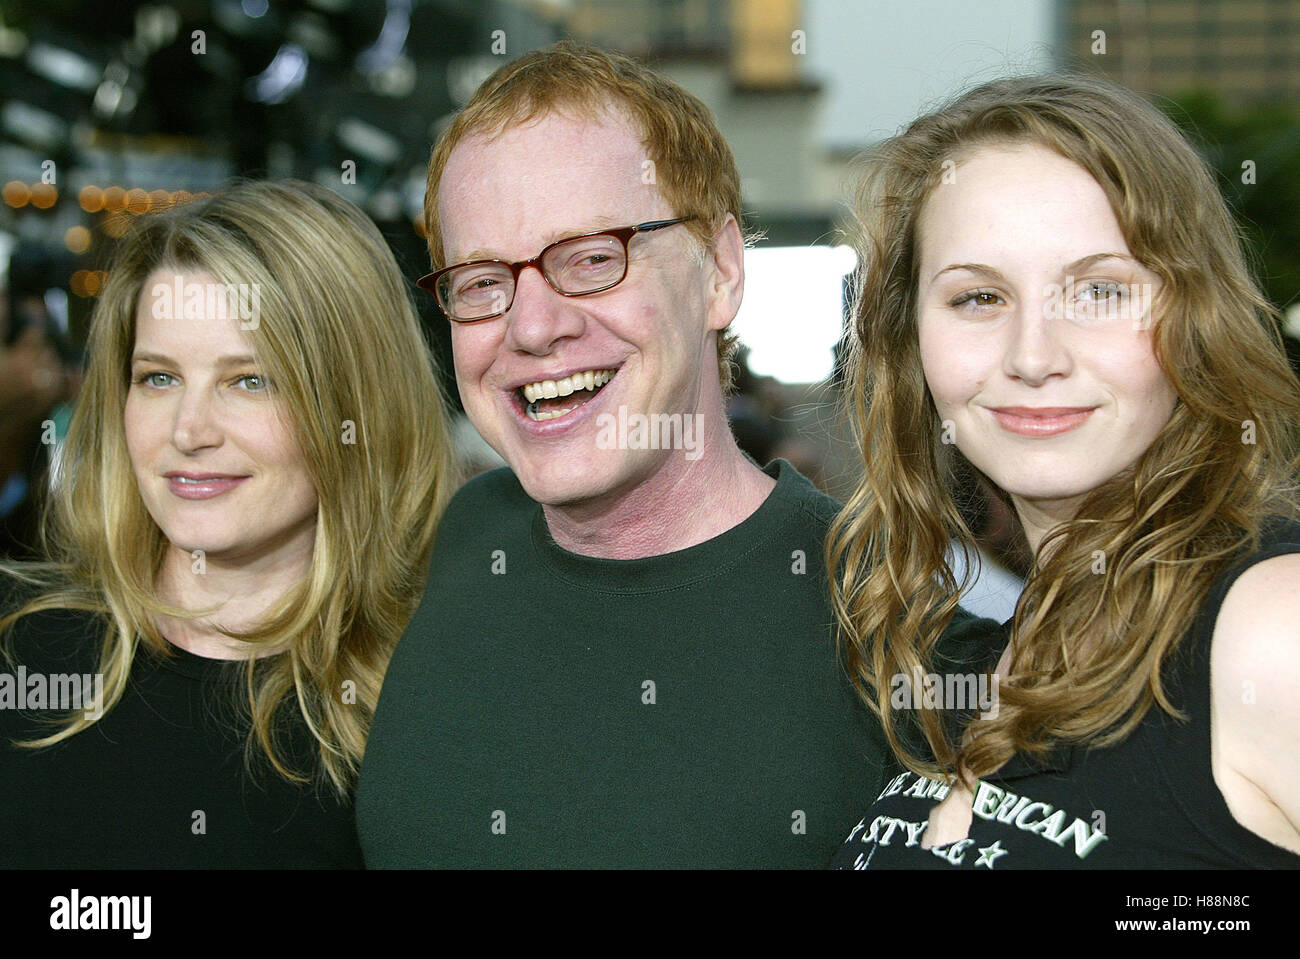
[356,40,888,868]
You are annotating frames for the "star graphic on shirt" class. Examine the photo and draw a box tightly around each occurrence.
[974,840,1008,869]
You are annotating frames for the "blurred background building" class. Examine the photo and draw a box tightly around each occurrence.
[1061,0,1300,102]
[2,0,1299,608]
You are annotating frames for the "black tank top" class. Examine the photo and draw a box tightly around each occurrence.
[832,519,1300,869]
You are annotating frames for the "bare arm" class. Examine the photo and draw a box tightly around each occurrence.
[1211,551,1300,854]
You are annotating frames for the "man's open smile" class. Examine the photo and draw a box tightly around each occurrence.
[516,367,619,421]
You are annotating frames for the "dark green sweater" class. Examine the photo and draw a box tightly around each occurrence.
[358,460,890,868]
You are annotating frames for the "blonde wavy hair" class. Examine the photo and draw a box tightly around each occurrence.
[1,179,456,795]
[424,39,743,390]
[827,74,1300,782]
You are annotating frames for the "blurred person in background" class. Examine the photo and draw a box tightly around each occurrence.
[0,251,81,560]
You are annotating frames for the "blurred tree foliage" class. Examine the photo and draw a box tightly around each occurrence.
[1164,92,1300,319]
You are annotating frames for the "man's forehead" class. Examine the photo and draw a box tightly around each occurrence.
[444,109,647,186]
[466,101,640,145]
[438,108,664,258]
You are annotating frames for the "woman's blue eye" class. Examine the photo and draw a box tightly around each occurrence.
[135,371,174,388]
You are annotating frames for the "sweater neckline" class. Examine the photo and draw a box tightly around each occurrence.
[530,459,811,594]
[143,639,255,681]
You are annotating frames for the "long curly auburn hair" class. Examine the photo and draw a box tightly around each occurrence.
[827,74,1300,782]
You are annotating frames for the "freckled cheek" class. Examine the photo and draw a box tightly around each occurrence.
[1135,349,1177,408]
[1090,341,1176,419]
[604,301,661,355]
[919,327,986,414]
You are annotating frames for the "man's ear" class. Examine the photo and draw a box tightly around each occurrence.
[705,213,744,333]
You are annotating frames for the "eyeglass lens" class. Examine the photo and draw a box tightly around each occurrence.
[439,233,629,319]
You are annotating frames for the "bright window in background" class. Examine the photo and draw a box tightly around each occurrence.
[732,244,857,384]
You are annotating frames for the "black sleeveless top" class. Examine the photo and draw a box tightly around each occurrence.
[832,519,1300,869]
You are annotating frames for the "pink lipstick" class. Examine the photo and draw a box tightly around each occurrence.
[989,406,1096,437]
[165,473,249,500]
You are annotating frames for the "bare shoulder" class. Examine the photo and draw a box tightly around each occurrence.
[1210,552,1300,853]
[1213,552,1300,678]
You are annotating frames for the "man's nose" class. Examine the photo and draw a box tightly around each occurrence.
[502,264,585,355]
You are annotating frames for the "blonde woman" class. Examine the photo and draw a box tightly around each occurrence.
[829,76,1300,868]
[0,180,455,867]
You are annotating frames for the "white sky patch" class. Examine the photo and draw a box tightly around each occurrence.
[733,244,857,384]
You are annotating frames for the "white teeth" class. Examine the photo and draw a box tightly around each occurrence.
[520,369,615,405]
[526,404,577,422]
